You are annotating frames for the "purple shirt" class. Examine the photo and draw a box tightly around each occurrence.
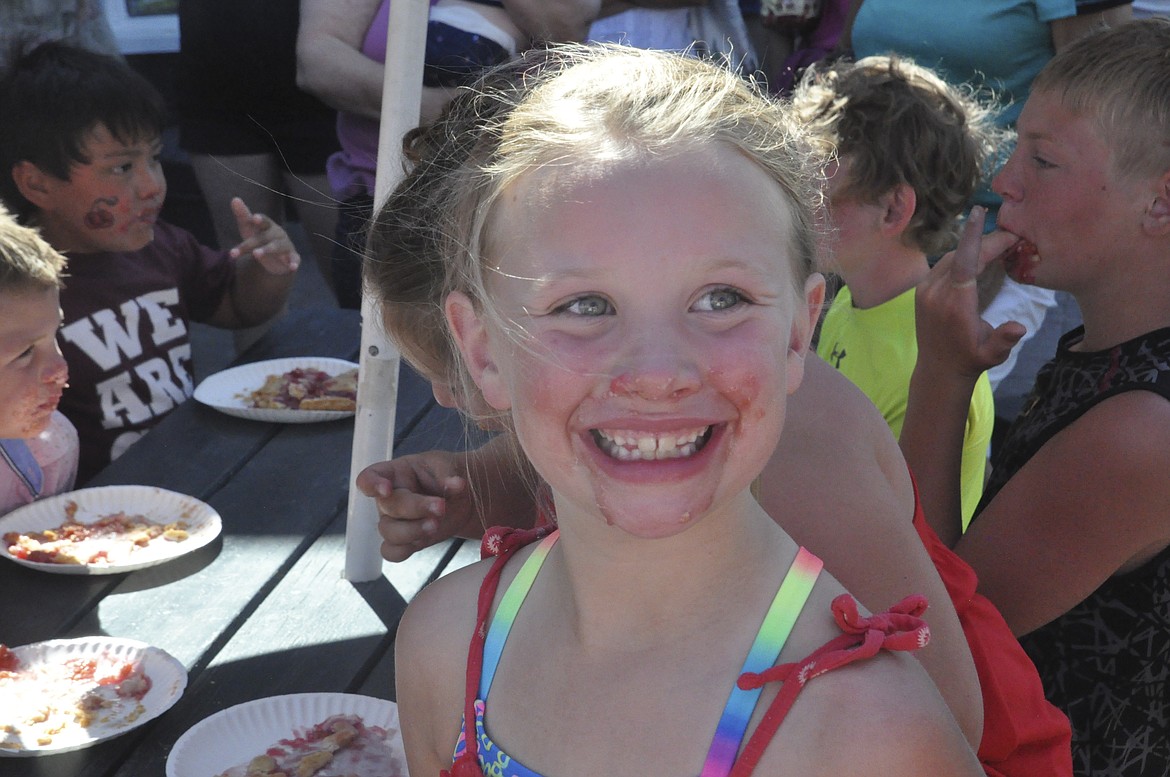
[327,0,391,200]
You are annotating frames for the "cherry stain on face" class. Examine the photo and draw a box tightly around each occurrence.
[84,197,118,229]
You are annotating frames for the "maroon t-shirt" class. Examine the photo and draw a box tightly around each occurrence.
[57,221,234,483]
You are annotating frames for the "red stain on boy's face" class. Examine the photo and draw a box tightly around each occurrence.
[83,198,118,230]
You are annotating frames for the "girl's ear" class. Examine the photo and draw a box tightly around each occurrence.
[786,273,826,395]
[444,290,511,411]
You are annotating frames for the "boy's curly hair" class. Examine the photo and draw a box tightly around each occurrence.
[791,55,1008,257]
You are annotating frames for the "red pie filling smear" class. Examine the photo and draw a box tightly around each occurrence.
[241,368,359,411]
[1001,239,1039,284]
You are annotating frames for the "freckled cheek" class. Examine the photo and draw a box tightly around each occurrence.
[0,388,42,437]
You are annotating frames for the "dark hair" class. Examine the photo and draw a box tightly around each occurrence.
[0,41,167,221]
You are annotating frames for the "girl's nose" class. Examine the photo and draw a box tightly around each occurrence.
[608,329,702,401]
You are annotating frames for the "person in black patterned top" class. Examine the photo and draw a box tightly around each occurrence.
[900,19,1170,775]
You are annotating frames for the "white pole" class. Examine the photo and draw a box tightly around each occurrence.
[343,0,430,581]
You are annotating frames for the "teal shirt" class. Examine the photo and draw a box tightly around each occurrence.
[851,0,1078,129]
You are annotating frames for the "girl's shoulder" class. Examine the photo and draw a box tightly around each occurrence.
[752,572,982,775]
[755,609,981,775]
[396,530,548,664]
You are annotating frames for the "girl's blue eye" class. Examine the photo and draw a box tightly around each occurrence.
[694,287,746,312]
[1032,155,1055,169]
[561,295,613,317]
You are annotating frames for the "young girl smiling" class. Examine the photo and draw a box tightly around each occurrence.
[383,45,982,776]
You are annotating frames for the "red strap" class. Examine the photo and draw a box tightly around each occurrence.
[726,594,931,777]
[441,526,555,777]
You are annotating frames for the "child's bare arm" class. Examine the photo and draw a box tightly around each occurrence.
[357,434,539,561]
[955,393,1170,636]
[503,0,601,42]
[207,197,299,329]
[899,209,1022,547]
[394,564,484,776]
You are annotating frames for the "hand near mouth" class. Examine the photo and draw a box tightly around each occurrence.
[914,207,1029,380]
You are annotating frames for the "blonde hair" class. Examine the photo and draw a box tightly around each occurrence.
[366,43,823,424]
[0,202,65,292]
[1032,18,1170,181]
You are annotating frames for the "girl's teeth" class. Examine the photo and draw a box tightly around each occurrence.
[594,428,710,460]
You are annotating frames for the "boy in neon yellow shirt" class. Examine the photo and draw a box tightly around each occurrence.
[793,56,1005,527]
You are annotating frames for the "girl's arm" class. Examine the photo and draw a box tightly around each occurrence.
[767,355,983,749]
[395,564,487,775]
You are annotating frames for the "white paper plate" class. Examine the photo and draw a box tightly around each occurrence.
[0,637,187,756]
[166,693,405,777]
[0,485,222,575]
[193,357,359,423]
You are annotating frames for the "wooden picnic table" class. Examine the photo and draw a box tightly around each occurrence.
[0,305,483,776]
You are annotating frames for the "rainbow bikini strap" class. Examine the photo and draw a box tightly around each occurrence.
[479,530,561,699]
[477,535,822,777]
[700,547,822,777]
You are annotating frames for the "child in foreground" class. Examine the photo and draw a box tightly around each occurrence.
[378,44,982,776]
[0,42,301,483]
[0,205,77,516]
[791,54,1002,528]
[900,18,1170,773]
[361,47,1077,776]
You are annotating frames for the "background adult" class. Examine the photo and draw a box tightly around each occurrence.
[296,0,597,309]
[176,0,341,351]
[0,0,118,68]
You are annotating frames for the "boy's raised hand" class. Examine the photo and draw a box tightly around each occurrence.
[915,207,1028,379]
[229,197,300,274]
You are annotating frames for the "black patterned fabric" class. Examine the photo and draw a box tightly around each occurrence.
[979,325,1170,776]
